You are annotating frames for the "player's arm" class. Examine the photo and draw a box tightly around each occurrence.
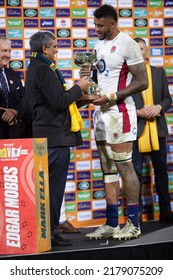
[92,62,148,105]
[116,62,148,101]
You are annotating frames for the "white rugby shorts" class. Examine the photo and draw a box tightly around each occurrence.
[93,108,137,144]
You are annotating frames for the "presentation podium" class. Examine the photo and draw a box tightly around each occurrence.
[0,138,51,255]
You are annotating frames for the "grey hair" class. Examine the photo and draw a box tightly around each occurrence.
[0,36,11,46]
[29,31,55,53]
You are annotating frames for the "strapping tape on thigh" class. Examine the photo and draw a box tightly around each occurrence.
[112,151,132,163]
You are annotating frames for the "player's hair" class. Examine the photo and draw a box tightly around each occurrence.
[133,37,146,45]
[93,4,118,22]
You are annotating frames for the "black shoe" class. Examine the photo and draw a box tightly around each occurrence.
[159,211,173,223]
[51,232,72,246]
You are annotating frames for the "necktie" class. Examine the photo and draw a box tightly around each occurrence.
[0,68,9,107]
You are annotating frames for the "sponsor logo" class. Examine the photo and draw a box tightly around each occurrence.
[40,0,54,7]
[0,29,6,36]
[57,29,70,37]
[40,19,54,27]
[119,9,132,17]
[81,130,90,139]
[165,18,173,26]
[165,37,173,45]
[150,28,163,36]
[78,181,90,190]
[92,170,103,179]
[92,180,104,189]
[72,8,86,17]
[165,47,173,55]
[134,28,148,36]
[93,190,105,199]
[72,19,86,27]
[11,39,22,48]
[68,162,75,171]
[24,19,38,27]
[87,0,101,7]
[83,120,90,129]
[65,193,75,202]
[78,191,91,200]
[134,0,147,7]
[57,39,71,48]
[119,18,133,27]
[61,69,72,78]
[80,110,89,119]
[134,9,147,17]
[76,160,91,171]
[88,29,97,37]
[92,150,99,159]
[25,49,31,58]
[167,153,173,163]
[56,8,70,17]
[167,76,173,84]
[150,38,163,45]
[92,159,101,169]
[149,18,163,27]
[78,202,91,211]
[7,0,20,6]
[24,9,37,17]
[164,1,173,6]
[58,59,72,69]
[77,171,91,180]
[150,48,163,56]
[167,144,173,153]
[10,60,23,69]
[7,8,21,16]
[77,211,92,221]
[73,39,86,47]
[65,203,76,212]
[93,210,106,219]
[88,38,98,49]
[67,172,75,181]
[40,8,54,17]
[135,18,147,27]
[165,66,173,75]
[75,151,90,160]
[65,181,76,192]
[76,140,90,150]
[11,49,23,59]
[149,0,162,7]
[167,134,173,142]
[92,199,106,210]
[150,57,164,66]
[56,18,70,28]
[7,19,22,27]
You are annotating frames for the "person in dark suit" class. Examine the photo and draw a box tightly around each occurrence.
[132,37,173,223]
[25,31,88,246]
[0,36,26,139]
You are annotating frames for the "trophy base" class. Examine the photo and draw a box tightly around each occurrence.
[79,94,100,101]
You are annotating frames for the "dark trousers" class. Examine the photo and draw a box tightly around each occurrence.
[48,146,70,230]
[132,137,171,213]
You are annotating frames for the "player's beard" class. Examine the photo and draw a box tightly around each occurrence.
[99,29,112,41]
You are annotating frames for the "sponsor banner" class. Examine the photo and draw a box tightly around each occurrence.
[0,138,51,254]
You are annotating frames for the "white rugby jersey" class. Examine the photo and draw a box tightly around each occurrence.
[95,31,144,99]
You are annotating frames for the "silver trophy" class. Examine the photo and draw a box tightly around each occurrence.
[73,51,99,100]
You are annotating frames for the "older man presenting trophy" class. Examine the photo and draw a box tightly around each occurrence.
[73,51,100,100]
